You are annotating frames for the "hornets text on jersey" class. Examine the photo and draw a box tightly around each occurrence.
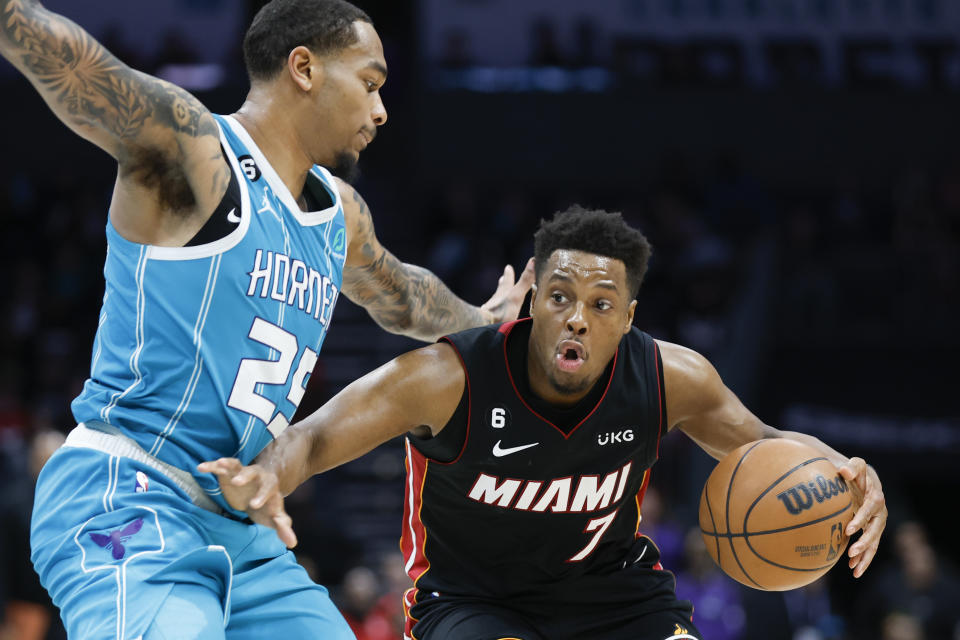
[71,114,347,514]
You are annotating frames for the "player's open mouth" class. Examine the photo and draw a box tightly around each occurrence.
[556,340,585,372]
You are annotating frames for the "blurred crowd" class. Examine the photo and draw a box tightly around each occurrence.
[2,0,958,637]
[2,139,958,638]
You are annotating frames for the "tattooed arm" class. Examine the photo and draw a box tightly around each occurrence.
[338,179,535,342]
[0,0,228,242]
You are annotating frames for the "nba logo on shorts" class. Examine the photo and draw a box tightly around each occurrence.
[135,471,149,493]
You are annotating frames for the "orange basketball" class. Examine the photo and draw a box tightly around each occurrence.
[698,439,858,591]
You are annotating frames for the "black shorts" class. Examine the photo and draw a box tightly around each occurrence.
[408,539,702,640]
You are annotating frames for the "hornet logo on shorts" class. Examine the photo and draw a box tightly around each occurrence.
[88,518,144,560]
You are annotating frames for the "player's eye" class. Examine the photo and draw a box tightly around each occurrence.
[596,300,611,310]
[551,293,567,303]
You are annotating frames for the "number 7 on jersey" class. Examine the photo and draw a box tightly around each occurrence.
[568,510,619,562]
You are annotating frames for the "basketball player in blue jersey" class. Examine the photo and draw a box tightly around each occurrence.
[203,207,889,640]
[1,1,534,638]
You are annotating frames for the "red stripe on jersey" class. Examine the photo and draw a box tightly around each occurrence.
[401,440,431,586]
[498,319,522,335]
[633,468,651,535]
[402,587,420,640]
[633,470,663,570]
[653,341,665,458]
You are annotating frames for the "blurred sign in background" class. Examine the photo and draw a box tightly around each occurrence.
[422,0,960,89]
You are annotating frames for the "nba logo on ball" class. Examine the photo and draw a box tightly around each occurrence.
[699,439,859,591]
[135,471,149,493]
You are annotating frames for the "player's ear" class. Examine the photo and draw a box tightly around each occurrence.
[528,284,538,317]
[623,299,636,333]
[287,46,322,91]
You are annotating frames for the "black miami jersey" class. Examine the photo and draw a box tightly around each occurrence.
[400,318,668,608]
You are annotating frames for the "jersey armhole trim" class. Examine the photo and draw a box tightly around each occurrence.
[653,340,666,460]
[125,117,253,262]
[222,115,340,228]
[411,337,471,466]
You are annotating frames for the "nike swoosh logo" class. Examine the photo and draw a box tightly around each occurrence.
[492,440,539,457]
[226,208,241,224]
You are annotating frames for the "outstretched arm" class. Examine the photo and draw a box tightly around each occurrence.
[0,1,228,237]
[338,179,535,341]
[199,342,465,546]
[658,340,887,578]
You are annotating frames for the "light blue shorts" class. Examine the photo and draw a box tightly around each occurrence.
[30,438,355,640]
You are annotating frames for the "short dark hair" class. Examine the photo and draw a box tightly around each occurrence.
[243,0,373,81]
[533,205,652,299]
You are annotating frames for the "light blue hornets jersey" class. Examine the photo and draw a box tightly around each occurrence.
[72,115,348,511]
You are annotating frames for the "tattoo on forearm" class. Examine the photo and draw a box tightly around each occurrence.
[342,189,485,339]
[1,0,216,141]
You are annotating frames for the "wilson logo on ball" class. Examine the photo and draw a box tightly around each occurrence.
[776,474,848,515]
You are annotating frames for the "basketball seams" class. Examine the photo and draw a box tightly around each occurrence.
[738,445,831,588]
[723,440,767,589]
[701,439,855,591]
[701,483,722,572]
[719,499,854,539]
[742,499,853,576]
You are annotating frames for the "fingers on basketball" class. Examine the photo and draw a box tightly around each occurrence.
[699,439,858,591]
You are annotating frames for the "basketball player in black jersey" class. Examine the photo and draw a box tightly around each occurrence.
[202,207,889,640]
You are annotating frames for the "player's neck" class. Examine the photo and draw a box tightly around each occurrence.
[232,97,313,204]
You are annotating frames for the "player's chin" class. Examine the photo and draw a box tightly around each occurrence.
[548,372,592,396]
[331,150,361,183]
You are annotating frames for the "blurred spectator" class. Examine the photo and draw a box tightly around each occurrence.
[529,18,564,67]
[376,551,409,637]
[152,28,199,70]
[1,429,66,640]
[674,234,736,360]
[782,577,845,640]
[571,17,599,68]
[852,521,960,640]
[638,485,685,572]
[439,28,473,69]
[674,526,747,640]
[704,152,776,241]
[337,566,395,640]
[879,611,924,640]
[776,205,840,342]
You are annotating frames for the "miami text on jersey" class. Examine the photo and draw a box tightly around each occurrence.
[467,462,632,513]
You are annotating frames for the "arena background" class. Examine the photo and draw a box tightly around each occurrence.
[1,1,958,639]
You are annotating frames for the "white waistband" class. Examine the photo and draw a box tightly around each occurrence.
[64,422,223,514]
